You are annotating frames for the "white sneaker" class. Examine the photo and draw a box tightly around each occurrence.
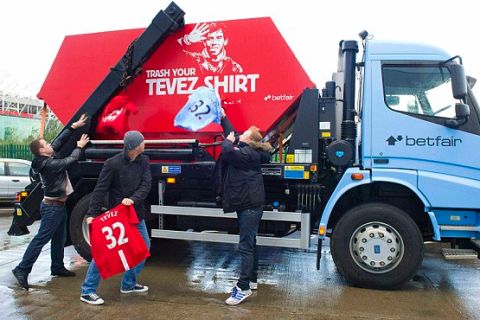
[80,293,104,305]
[120,284,149,294]
[225,286,252,305]
[250,282,258,290]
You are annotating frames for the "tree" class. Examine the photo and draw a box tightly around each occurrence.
[25,127,40,143]
[43,118,64,142]
[3,127,21,144]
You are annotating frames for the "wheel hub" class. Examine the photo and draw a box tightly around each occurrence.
[82,217,91,246]
[350,222,404,274]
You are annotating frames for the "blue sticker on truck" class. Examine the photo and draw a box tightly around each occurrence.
[161,166,181,174]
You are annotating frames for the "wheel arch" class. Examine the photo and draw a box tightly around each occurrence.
[320,171,438,241]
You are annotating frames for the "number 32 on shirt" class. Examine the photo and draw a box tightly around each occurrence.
[101,222,129,249]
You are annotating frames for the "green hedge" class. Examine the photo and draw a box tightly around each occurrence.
[0,144,33,161]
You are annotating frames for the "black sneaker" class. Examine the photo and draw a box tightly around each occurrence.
[120,284,149,294]
[12,268,29,290]
[51,268,76,277]
[80,293,104,305]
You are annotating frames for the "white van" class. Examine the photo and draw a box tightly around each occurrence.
[0,159,31,203]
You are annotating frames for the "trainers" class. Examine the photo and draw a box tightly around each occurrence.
[12,268,29,290]
[120,284,149,294]
[225,286,252,305]
[250,282,258,290]
[80,293,104,305]
[51,268,76,277]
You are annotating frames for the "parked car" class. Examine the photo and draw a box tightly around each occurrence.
[0,159,32,203]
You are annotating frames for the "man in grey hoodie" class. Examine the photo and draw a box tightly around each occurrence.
[12,114,90,290]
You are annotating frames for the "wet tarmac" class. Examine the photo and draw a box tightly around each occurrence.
[0,215,479,320]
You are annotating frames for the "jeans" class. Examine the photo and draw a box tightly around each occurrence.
[15,202,67,274]
[81,219,150,294]
[236,207,263,291]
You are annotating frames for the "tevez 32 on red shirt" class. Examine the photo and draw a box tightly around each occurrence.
[90,204,150,279]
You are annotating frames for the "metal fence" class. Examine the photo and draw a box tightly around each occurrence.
[0,144,33,160]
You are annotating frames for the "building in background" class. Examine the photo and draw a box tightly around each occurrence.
[0,93,57,143]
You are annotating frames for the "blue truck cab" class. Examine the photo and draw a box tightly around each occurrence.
[318,34,480,288]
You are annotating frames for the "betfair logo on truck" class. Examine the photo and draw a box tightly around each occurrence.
[386,135,462,147]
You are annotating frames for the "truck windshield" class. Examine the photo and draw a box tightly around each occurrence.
[383,65,457,118]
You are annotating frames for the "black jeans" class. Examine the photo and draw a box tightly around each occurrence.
[15,202,67,274]
[237,207,263,290]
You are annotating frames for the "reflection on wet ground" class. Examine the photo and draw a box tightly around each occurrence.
[0,215,479,319]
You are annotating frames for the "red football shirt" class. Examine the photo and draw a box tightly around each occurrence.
[95,92,138,139]
[90,204,150,279]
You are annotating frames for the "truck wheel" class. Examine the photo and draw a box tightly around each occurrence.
[69,193,93,261]
[330,202,423,289]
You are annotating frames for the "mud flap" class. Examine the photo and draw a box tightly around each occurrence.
[7,213,30,236]
[7,183,43,236]
[316,238,322,270]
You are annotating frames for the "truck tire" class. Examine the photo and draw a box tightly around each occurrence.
[330,202,423,289]
[69,193,93,261]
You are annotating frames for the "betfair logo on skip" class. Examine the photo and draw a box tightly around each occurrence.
[386,135,462,147]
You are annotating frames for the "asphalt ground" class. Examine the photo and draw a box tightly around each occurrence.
[0,215,479,320]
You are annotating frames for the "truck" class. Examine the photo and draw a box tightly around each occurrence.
[9,2,480,289]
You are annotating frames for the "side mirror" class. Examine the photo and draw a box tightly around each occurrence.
[445,103,470,128]
[455,103,470,119]
[385,95,400,106]
[449,64,467,100]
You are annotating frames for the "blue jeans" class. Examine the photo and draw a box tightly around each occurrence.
[15,202,67,274]
[81,219,150,294]
[237,207,263,291]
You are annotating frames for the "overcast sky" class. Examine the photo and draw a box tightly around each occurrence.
[1,0,479,98]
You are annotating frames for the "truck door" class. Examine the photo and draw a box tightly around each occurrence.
[365,62,480,209]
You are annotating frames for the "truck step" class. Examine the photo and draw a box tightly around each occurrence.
[441,248,478,260]
[150,205,311,250]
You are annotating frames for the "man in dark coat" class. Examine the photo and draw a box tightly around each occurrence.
[12,114,90,290]
[80,130,152,305]
[219,109,271,305]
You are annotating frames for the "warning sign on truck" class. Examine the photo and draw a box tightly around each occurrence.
[161,166,182,174]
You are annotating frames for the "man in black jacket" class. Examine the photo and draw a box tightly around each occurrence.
[12,114,90,290]
[80,130,152,305]
[219,109,272,306]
